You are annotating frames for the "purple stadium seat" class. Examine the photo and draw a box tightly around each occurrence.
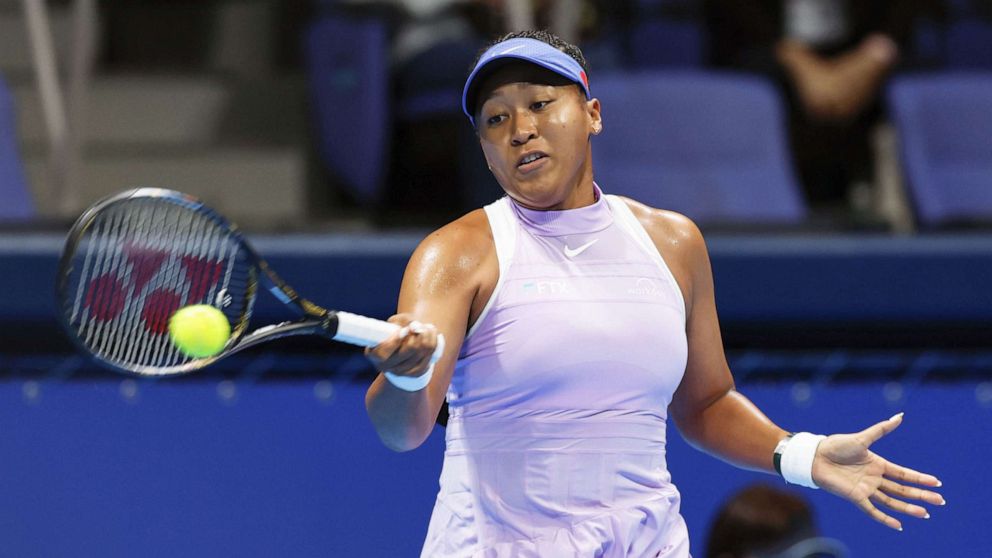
[627,0,705,68]
[591,71,806,225]
[0,74,33,221]
[888,73,992,227]
[629,20,705,68]
[946,20,992,69]
[305,16,390,205]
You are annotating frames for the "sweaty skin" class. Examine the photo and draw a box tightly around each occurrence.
[364,62,943,531]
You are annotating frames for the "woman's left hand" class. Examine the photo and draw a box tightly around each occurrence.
[812,413,945,531]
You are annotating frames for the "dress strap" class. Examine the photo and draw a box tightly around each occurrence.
[466,197,518,339]
[605,195,686,320]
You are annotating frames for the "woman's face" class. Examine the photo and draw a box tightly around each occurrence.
[476,64,601,210]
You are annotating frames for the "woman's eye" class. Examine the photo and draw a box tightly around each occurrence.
[531,100,550,110]
[486,114,505,126]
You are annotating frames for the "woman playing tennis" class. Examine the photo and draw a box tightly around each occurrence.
[364,30,943,557]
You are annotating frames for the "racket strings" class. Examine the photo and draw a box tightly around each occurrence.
[136,202,192,368]
[93,202,138,361]
[116,203,163,367]
[65,197,254,372]
[85,201,131,356]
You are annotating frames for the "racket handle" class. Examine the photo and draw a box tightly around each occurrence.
[333,311,399,346]
[332,311,445,363]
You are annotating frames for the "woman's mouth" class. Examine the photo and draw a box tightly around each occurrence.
[517,152,549,174]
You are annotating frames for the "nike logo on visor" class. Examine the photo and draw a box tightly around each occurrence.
[563,239,598,258]
[497,45,526,55]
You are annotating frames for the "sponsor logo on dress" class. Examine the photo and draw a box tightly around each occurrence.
[522,280,571,296]
[627,277,663,297]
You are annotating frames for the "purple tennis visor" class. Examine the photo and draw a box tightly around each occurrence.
[462,37,591,126]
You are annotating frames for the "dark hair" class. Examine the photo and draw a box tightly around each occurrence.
[470,29,588,74]
[705,484,816,558]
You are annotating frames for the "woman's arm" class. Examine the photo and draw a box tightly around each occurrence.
[628,201,943,530]
[661,214,789,472]
[364,211,494,452]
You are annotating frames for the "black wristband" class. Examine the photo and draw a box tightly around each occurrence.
[773,433,795,477]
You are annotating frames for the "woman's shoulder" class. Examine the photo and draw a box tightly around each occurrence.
[611,195,705,250]
[406,208,496,279]
[424,208,494,252]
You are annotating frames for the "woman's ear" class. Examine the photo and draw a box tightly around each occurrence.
[588,98,602,135]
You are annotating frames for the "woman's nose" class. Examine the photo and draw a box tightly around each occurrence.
[511,113,538,146]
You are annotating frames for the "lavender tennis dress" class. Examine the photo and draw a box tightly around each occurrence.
[422,187,691,557]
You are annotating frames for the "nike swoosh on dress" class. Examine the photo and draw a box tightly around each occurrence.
[563,239,598,258]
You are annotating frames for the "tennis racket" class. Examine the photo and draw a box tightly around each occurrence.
[57,187,443,376]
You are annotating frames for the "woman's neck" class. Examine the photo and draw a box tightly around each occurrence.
[512,155,596,211]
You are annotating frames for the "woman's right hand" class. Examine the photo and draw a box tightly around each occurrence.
[365,313,440,382]
[363,211,490,451]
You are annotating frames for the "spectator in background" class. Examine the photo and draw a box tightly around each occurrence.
[704,0,945,219]
[330,0,495,220]
[388,0,599,216]
[492,0,586,43]
[370,0,603,221]
[706,484,849,558]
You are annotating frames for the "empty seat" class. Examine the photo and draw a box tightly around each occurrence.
[888,73,992,227]
[305,15,390,205]
[946,20,992,69]
[0,74,33,221]
[629,20,706,68]
[627,0,706,68]
[592,71,806,225]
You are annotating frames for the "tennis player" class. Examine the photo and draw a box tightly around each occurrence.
[364,30,943,557]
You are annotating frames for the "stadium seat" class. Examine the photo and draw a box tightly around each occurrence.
[591,71,806,225]
[628,20,706,68]
[888,73,992,227]
[305,15,390,205]
[0,74,33,221]
[946,20,992,69]
[626,0,706,68]
[394,38,482,121]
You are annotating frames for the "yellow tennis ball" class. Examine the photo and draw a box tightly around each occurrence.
[168,304,231,358]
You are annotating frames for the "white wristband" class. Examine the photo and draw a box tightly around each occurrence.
[781,432,827,489]
[382,333,445,392]
[384,365,434,392]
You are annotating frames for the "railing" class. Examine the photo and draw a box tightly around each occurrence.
[21,0,97,216]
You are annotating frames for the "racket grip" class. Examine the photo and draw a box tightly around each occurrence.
[333,312,400,346]
[332,312,446,363]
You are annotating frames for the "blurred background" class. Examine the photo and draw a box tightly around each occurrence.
[1,0,990,556]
